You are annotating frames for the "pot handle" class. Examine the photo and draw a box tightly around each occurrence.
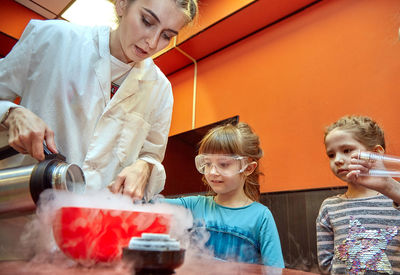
[0,144,65,161]
[0,146,19,160]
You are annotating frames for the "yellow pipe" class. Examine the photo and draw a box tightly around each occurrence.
[173,37,198,130]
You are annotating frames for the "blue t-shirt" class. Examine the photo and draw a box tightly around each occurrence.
[164,195,284,268]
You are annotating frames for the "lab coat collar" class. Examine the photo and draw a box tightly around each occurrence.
[106,60,157,111]
[94,26,112,104]
[93,26,159,110]
[97,26,111,59]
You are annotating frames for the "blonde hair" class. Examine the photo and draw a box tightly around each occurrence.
[198,122,263,201]
[175,0,198,24]
[119,0,198,25]
[324,115,385,150]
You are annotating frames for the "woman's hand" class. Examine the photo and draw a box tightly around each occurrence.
[3,107,57,161]
[108,159,153,200]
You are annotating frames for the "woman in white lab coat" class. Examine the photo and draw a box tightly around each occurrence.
[0,0,198,200]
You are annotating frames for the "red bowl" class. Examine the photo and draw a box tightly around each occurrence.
[52,207,171,264]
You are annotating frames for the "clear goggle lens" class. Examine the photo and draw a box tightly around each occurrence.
[195,154,248,176]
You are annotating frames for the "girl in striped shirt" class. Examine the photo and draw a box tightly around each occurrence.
[316,115,400,274]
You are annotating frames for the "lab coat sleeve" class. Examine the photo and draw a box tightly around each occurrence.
[139,81,173,200]
[0,20,39,122]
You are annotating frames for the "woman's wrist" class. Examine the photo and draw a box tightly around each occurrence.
[136,159,154,177]
[1,107,16,127]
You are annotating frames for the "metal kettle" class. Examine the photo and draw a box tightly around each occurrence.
[0,145,86,217]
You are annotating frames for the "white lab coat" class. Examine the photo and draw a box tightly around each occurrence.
[0,20,173,199]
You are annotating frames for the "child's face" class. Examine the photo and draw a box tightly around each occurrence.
[205,172,246,197]
[325,129,368,182]
[202,155,246,196]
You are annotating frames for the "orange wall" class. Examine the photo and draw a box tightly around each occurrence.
[0,0,44,39]
[177,0,255,42]
[168,0,400,193]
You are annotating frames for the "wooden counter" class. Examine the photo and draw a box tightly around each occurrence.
[0,257,317,275]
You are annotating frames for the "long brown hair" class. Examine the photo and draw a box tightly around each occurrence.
[198,122,263,201]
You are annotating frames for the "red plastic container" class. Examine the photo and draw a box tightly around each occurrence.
[52,207,171,263]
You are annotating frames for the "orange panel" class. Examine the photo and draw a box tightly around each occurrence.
[0,0,45,39]
[152,0,255,60]
[168,67,196,136]
[168,0,400,193]
[154,48,193,75]
[156,0,318,75]
[179,0,319,58]
[178,0,255,42]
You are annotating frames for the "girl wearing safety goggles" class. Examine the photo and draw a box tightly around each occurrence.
[164,122,284,267]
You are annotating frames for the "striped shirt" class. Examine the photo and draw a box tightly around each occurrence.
[316,194,400,274]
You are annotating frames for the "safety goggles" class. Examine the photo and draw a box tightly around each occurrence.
[194,154,249,177]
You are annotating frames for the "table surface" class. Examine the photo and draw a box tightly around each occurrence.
[0,257,317,275]
[0,215,319,275]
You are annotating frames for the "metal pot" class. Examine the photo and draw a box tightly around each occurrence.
[0,146,85,217]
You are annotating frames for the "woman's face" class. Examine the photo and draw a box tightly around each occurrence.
[114,0,187,63]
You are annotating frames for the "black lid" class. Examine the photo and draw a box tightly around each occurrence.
[29,159,61,204]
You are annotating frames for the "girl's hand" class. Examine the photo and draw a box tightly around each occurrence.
[348,151,400,204]
[346,151,372,182]
[347,151,390,193]
[108,159,153,200]
[4,107,57,161]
